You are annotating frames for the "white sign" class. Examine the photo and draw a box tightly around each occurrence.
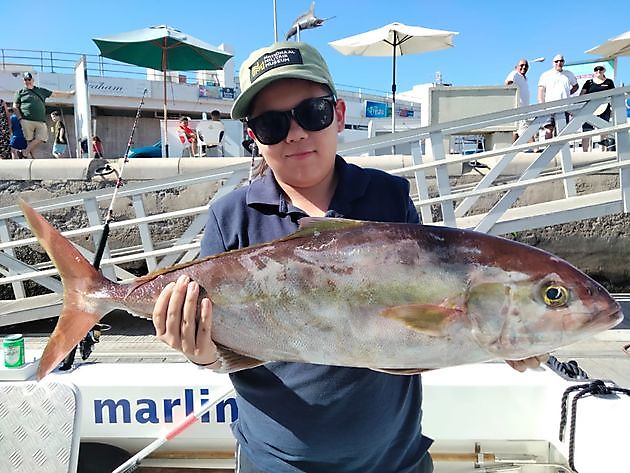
[74,57,92,159]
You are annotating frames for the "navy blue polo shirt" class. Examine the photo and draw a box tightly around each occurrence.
[200,156,432,473]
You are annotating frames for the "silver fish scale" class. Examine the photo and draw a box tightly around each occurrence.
[0,381,79,473]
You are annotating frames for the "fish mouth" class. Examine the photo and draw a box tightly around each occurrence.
[587,301,624,331]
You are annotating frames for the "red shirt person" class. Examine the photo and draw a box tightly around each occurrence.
[176,116,198,156]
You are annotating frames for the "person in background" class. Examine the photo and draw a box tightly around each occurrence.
[151,41,547,473]
[14,72,74,158]
[8,107,27,159]
[177,116,198,157]
[207,109,225,157]
[537,54,578,140]
[505,59,530,142]
[0,99,11,159]
[50,111,67,158]
[210,109,222,122]
[580,65,615,151]
[92,135,104,158]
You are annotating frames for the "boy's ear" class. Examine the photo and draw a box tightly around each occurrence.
[247,128,256,141]
[335,98,346,133]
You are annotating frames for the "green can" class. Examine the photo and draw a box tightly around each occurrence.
[3,334,25,368]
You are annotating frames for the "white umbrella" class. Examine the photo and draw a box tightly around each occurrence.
[330,22,458,135]
[586,30,630,82]
[585,30,630,58]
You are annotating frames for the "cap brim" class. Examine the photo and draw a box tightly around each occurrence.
[231,71,334,120]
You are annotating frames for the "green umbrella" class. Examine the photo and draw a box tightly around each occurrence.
[93,25,232,157]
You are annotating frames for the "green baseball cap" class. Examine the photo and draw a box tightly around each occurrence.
[231,41,337,120]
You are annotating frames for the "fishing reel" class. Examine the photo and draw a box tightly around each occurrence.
[59,323,111,370]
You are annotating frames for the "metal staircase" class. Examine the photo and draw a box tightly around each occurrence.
[1,86,629,326]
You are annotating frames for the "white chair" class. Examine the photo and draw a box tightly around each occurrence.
[196,121,225,157]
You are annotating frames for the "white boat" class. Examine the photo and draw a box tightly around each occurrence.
[1,355,628,472]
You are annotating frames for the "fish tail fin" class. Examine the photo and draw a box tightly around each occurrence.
[19,200,111,380]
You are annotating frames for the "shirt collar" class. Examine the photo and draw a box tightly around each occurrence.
[246,155,370,218]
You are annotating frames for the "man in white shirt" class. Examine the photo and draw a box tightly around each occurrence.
[538,54,578,139]
[505,59,530,141]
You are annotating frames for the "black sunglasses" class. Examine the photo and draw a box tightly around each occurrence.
[247,95,336,145]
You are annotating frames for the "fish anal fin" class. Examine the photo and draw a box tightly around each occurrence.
[381,304,461,336]
[371,367,431,375]
[213,343,266,373]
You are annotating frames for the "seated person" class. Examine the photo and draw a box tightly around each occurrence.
[196,113,225,157]
[177,116,198,156]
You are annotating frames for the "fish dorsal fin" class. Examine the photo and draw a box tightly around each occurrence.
[292,217,364,238]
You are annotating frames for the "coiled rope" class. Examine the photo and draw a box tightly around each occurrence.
[558,380,630,472]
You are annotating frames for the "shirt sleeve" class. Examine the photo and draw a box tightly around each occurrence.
[199,207,229,257]
[406,197,420,224]
[38,87,53,99]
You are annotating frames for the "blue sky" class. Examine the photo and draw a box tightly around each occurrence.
[3,0,630,101]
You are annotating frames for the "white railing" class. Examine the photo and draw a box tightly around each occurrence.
[1,87,629,325]
[340,85,630,233]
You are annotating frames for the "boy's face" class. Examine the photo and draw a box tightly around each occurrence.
[248,79,345,190]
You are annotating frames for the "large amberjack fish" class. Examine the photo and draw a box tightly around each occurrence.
[19,201,622,380]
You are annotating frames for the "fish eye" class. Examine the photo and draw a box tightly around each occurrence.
[542,284,569,307]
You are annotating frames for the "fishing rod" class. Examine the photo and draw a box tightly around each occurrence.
[112,382,235,473]
[60,88,148,371]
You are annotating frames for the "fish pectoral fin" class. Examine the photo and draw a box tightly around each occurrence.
[371,367,431,375]
[381,304,461,336]
[213,343,266,373]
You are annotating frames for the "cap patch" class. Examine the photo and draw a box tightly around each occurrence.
[250,48,304,82]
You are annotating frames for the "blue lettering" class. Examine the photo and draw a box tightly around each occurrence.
[94,399,131,424]
[200,388,210,423]
[135,399,159,424]
[163,397,182,423]
[185,388,194,416]
[93,388,237,425]
[216,398,238,423]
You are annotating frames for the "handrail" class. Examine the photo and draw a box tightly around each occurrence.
[1,86,630,326]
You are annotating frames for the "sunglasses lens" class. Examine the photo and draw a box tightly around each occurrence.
[249,111,290,145]
[248,96,335,145]
[294,97,335,132]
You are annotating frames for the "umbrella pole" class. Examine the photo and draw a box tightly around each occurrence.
[163,44,169,158]
[163,68,169,158]
[391,38,397,154]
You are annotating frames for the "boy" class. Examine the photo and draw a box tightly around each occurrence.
[154,42,546,473]
[50,111,67,158]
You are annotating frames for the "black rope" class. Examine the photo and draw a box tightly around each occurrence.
[558,379,630,472]
[546,355,589,381]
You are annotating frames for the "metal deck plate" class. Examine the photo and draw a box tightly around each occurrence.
[0,381,80,473]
